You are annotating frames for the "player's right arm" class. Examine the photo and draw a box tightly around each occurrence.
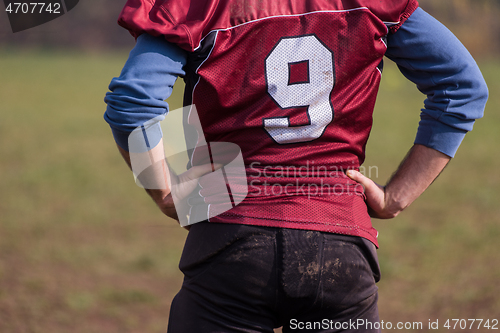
[347,144,450,219]
[349,7,488,218]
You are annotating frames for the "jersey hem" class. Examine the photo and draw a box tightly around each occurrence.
[209,214,379,248]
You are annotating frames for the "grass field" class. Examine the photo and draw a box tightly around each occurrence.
[0,50,499,332]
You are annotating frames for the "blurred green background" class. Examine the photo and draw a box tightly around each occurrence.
[1,1,499,332]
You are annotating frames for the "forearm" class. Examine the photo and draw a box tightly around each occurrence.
[116,140,179,220]
[115,139,218,223]
[347,144,450,219]
[383,144,450,217]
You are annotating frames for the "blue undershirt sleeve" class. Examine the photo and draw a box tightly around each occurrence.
[385,7,488,157]
[104,33,187,151]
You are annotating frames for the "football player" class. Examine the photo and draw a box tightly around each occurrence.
[105,1,488,331]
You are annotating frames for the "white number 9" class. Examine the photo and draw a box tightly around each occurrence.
[264,34,335,144]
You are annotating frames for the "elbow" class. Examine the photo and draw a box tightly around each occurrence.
[466,64,489,120]
[476,77,489,118]
[382,210,401,220]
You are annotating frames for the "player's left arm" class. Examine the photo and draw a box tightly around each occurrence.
[116,141,217,221]
[348,7,488,219]
[104,34,210,222]
[104,33,186,152]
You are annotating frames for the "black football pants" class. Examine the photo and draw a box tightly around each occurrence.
[167,222,381,333]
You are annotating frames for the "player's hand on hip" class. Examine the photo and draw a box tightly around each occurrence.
[172,163,223,201]
[346,170,400,219]
[151,163,223,222]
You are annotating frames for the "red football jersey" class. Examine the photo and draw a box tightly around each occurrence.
[119,0,419,246]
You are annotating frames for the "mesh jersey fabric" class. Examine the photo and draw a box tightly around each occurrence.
[117,0,419,247]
